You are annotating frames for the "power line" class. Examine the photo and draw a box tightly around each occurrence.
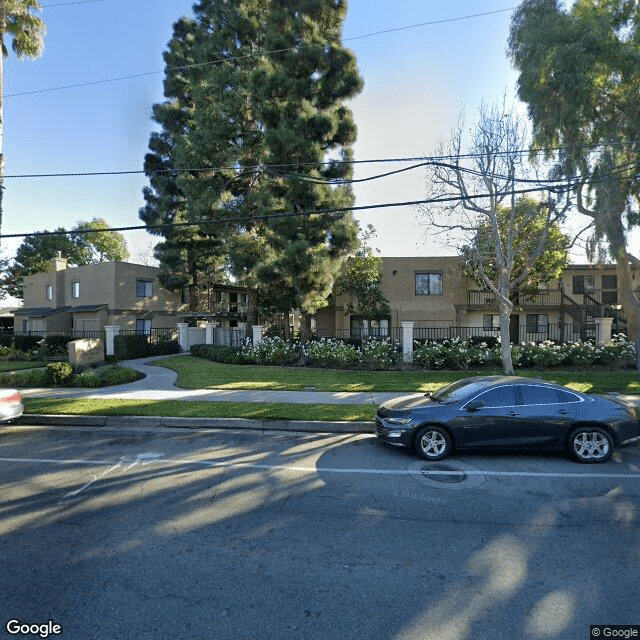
[6,151,639,189]
[0,181,595,241]
[41,0,109,6]
[3,7,516,99]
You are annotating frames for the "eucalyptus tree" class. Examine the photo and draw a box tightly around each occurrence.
[509,0,640,363]
[0,0,46,238]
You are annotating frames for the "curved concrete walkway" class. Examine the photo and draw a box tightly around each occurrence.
[20,354,405,406]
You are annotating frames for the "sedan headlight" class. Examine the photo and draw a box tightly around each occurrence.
[384,417,413,425]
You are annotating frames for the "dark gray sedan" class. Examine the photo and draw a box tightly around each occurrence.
[376,376,640,463]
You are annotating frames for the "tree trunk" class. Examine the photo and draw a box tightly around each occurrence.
[299,312,313,343]
[498,305,515,375]
[615,251,640,370]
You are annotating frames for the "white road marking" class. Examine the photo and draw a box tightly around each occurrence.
[1,455,639,480]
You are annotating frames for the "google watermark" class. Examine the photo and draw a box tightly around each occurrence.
[591,626,640,639]
[5,620,62,638]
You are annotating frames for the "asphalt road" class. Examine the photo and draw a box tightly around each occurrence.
[1,423,639,640]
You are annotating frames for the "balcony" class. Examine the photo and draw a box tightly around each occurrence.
[466,289,564,309]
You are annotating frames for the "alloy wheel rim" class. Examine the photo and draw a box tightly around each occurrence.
[573,432,609,460]
[421,431,446,457]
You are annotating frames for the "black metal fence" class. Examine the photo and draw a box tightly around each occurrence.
[119,327,178,345]
[315,323,598,345]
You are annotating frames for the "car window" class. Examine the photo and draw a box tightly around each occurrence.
[556,389,582,404]
[469,386,517,408]
[520,385,561,406]
[431,379,492,404]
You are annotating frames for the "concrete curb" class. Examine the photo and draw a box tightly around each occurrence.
[16,414,375,434]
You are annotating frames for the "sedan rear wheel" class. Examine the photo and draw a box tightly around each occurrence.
[569,426,613,463]
[414,426,452,461]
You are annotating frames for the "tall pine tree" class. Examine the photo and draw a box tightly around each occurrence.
[140,3,262,314]
[252,0,362,339]
[140,0,363,334]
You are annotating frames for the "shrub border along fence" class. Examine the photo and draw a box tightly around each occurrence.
[190,334,636,371]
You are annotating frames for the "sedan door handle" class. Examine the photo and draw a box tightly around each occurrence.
[508,412,519,417]
[557,410,570,415]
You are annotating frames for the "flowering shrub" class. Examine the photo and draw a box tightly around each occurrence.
[241,336,300,365]
[360,337,402,370]
[512,341,564,369]
[190,333,636,370]
[306,339,359,368]
[414,338,501,370]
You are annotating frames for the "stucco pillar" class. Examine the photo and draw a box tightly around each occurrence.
[594,317,613,344]
[177,323,189,352]
[205,322,216,345]
[252,325,264,345]
[401,321,414,363]
[104,325,120,357]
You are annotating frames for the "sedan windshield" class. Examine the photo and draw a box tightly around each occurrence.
[431,378,493,405]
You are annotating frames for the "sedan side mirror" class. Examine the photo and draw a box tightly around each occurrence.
[465,400,485,412]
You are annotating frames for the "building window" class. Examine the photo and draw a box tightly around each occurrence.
[573,275,594,295]
[45,284,53,300]
[602,274,618,305]
[136,279,153,298]
[483,314,499,330]
[71,281,80,298]
[526,314,548,333]
[136,319,151,334]
[415,272,443,295]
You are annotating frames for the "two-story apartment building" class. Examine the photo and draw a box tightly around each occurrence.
[317,256,636,343]
[14,257,250,335]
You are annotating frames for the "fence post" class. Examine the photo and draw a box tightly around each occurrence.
[205,322,215,345]
[594,317,613,344]
[252,325,264,345]
[177,323,189,352]
[104,325,120,357]
[401,321,414,363]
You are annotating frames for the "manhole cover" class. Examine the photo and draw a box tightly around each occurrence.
[407,460,486,491]
[420,463,466,483]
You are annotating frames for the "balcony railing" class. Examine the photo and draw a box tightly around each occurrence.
[467,289,565,308]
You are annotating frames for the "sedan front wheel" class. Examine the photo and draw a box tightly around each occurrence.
[568,426,613,463]
[414,426,452,461]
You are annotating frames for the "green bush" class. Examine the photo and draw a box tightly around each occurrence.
[93,365,141,386]
[114,334,150,359]
[148,339,181,356]
[45,361,74,385]
[0,368,47,387]
[73,369,102,388]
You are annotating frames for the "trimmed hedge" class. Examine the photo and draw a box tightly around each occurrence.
[115,334,181,360]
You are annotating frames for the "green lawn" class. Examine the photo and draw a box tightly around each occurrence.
[0,361,45,373]
[151,355,640,395]
[24,398,376,422]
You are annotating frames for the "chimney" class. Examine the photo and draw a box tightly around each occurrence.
[52,252,68,272]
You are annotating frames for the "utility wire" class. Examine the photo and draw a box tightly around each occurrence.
[0,177,615,241]
[6,144,640,180]
[3,7,516,99]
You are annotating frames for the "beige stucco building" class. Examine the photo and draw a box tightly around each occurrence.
[15,257,249,334]
[316,256,635,343]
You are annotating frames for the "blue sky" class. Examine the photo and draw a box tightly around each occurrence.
[2,0,521,274]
